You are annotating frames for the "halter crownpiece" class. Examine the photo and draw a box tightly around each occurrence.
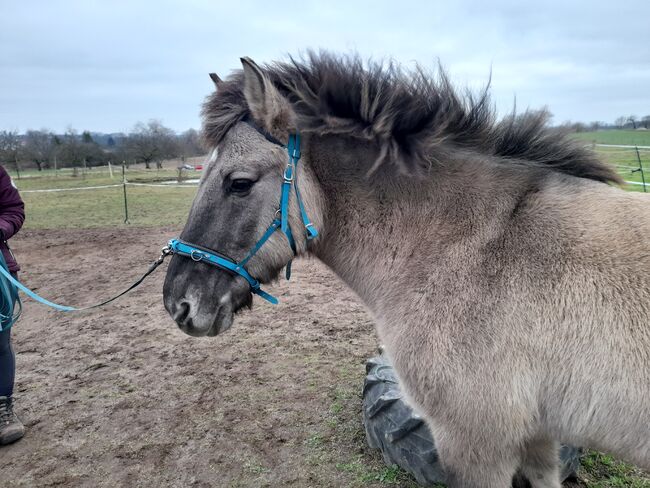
[167,131,318,304]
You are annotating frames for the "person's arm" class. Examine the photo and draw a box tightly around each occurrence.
[0,166,25,241]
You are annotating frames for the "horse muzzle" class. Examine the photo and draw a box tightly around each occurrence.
[163,255,250,337]
[170,298,234,337]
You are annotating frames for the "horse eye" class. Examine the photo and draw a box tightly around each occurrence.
[229,178,254,194]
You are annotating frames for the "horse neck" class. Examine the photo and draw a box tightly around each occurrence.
[307,137,537,315]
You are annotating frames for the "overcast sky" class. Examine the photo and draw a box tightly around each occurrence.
[1,0,648,134]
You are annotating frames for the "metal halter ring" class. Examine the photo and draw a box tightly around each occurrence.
[190,250,205,262]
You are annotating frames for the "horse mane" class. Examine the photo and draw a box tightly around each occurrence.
[202,51,620,184]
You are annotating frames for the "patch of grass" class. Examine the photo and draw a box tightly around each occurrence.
[242,460,268,475]
[586,144,649,193]
[306,433,325,448]
[329,383,356,416]
[316,359,424,487]
[330,398,344,415]
[17,171,197,229]
[12,167,184,190]
[569,131,650,192]
[8,163,199,229]
[573,130,650,147]
[335,456,424,486]
[577,451,650,487]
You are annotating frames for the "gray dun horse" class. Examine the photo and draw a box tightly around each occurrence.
[163,52,649,487]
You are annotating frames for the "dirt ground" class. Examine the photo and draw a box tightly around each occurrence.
[3,227,395,488]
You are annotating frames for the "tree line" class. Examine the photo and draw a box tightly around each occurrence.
[613,115,650,130]
[566,115,650,133]
[0,120,205,175]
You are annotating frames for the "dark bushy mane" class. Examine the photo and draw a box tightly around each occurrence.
[202,52,620,184]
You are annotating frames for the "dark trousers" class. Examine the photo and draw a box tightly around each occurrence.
[0,326,14,397]
[0,271,17,398]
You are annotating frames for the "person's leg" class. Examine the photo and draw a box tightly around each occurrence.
[0,326,16,397]
[0,324,24,445]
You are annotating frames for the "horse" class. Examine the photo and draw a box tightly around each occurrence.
[163,52,650,487]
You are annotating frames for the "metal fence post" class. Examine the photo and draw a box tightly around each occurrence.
[122,163,130,223]
[634,146,647,192]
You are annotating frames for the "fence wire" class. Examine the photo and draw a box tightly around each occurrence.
[593,144,648,192]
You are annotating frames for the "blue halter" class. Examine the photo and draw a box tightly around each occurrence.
[167,132,318,304]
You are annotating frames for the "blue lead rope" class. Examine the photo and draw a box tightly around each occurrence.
[0,265,72,313]
[168,131,318,305]
[0,247,171,327]
[0,253,22,331]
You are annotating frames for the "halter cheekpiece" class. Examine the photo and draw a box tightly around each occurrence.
[167,128,318,304]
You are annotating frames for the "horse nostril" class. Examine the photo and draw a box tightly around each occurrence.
[174,301,191,326]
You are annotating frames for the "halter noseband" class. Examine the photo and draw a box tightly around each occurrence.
[166,127,318,304]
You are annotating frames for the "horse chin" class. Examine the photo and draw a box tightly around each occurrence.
[207,306,234,336]
[182,304,233,337]
[205,289,252,337]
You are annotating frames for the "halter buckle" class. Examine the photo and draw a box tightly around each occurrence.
[304,222,319,240]
[283,164,294,183]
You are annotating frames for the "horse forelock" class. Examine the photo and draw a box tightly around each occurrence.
[201,51,620,185]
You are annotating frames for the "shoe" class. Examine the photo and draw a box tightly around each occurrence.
[0,395,25,445]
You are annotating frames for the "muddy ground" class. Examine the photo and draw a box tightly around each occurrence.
[3,227,401,488]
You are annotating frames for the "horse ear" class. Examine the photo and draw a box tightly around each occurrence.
[241,57,266,107]
[209,72,223,89]
[240,57,296,138]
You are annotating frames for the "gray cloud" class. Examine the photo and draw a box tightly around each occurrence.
[1,0,648,133]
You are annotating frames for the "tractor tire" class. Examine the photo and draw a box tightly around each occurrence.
[362,353,581,487]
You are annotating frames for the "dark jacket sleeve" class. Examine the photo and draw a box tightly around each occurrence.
[0,166,25,240]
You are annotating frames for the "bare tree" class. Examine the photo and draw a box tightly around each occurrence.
[58,127,85,169]
[80,131,107,167]
[178,128,205,158]
[23,129,55,170]
[642,115,650,130]
[589,121,603,131]
[125,120,179,169]
[51,127,106,171]
[627,115,638,130]
[0,131,23,178]
[614,116,627,129]
[571,122,587,133]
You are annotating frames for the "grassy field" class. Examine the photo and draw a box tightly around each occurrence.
[21,185,197,229]
[592,145,649,192]
[13,164,198,229]
[573,130,650,146]
[569,131,649,192]
[577,452,650,488]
